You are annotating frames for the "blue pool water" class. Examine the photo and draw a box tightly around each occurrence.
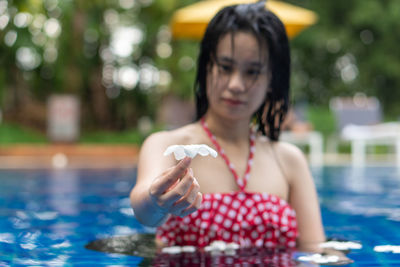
[0,166,400,266]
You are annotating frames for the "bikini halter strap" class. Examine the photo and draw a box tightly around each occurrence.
[200,118,255,191]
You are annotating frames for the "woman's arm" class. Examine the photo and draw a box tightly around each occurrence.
[276,142,326,251]
[130,132,202,227]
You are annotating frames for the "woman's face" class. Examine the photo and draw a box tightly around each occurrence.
[206,31,270,121]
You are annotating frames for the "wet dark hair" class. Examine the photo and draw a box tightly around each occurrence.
[194,1,290,141]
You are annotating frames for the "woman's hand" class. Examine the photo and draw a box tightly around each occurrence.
[148,157,202,217]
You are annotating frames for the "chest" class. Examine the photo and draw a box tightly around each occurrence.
[190,145,289,200]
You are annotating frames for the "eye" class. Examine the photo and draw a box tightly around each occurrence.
[217,63,232,73]
[246,68,261,77]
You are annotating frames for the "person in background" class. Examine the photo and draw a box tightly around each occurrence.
[130,2,325,252]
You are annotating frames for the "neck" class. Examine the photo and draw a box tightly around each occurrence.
[202,112,251,142]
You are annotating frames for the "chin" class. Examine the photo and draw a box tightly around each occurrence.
[219,111,251,121]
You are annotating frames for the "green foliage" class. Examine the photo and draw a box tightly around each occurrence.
[289,0,400,118]
[0,0,200,132]
[307,105,336,138]
[1,0,400,142]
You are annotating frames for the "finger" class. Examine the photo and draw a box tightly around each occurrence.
[162,169,196,206]
[174,172,199,206]
[169,176,200,214]
[180,192,203,217]
[152,157,192,195]
[160,157,191,193]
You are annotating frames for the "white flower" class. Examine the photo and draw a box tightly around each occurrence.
[164,144,218,160]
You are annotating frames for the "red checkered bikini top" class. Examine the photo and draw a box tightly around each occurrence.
[156,118,298,248]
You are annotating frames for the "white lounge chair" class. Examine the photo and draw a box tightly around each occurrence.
[330,94,400,165]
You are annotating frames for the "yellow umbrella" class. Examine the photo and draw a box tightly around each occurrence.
[170,0,317,40]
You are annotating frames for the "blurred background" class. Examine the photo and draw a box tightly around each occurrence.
[0,0,399,149]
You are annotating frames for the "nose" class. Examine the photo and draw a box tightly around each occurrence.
[227,71,246,93]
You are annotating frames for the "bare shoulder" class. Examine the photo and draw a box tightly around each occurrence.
[139,123,201,159]
[257,135,309,181]
[272,140,306,163]
[257,135,303,157]
[142,123,199,149]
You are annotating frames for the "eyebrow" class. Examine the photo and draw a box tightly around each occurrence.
[217,56,265,68]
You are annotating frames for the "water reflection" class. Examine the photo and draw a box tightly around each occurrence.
[319,166,400,222]
[48,169,79,216]
[344,166,384,193]
[86,234,354,266]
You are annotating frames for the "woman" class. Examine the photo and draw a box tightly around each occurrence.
[130,2,325,251]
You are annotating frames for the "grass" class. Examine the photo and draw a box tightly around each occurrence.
[79,129,146,144]
[0,122,150,145]
[0,123,48,144]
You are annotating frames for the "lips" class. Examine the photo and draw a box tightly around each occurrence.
[222,98,245,105]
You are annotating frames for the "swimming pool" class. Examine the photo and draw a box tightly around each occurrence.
[0,166,399,266]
